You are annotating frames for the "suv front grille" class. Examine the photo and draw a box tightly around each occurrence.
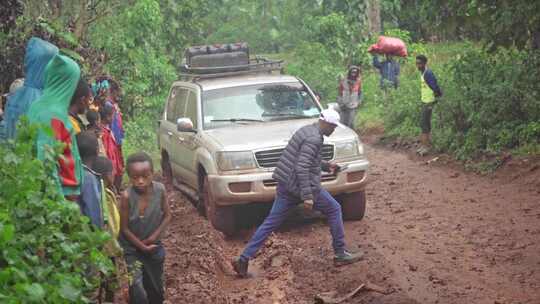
[255,144,334,168]
[263,174,337,187]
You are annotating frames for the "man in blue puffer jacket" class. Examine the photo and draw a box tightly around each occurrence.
[231,109,364,278]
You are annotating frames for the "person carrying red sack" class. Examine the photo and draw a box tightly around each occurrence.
[369,36,406,90]
[372,54,400,89]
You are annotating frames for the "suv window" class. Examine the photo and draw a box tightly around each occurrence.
[185,91,198,128]
[167,87,188,123]
[202,82,320,129]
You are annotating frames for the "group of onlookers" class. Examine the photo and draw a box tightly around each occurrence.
[336,53,441,155]
[0,37,170,303]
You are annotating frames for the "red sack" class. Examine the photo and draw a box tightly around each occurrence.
[368,36,408,57]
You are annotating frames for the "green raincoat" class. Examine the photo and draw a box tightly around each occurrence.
[27,54,83,197]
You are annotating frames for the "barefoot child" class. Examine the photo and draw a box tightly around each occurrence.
[119,152,171,304]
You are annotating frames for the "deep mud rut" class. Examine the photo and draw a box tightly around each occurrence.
[160,140,540,304]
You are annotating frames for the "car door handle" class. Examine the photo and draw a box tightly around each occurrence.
[177,136,185,142]
[167,131,173,136]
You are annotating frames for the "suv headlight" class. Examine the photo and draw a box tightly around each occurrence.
[216,151,257,171]
[334,140,363,159]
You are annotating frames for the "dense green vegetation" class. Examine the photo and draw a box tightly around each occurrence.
[0,0,539,300]
[0,120,114,302]
[2,0,538,160]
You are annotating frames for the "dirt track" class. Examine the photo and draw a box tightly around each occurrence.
[161,140,540,304]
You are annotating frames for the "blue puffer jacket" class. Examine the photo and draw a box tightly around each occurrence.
[273,123,330,200]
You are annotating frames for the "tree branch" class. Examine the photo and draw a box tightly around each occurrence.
[84,3,122,26]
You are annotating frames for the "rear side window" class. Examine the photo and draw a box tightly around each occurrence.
[167,87,189,123]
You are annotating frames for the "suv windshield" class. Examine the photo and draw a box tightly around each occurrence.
[202,82,320,129]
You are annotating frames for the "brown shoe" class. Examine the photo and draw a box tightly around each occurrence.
[231,257,249,278]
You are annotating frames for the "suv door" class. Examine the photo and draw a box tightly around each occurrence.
[161,86,188,175]
[159,86,176,168]
[174,89,200,188]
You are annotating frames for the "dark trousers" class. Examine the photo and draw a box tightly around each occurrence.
[420,102,434,133]
[340,107,358,129]
[241,184,345,260]
[125,245,165,304]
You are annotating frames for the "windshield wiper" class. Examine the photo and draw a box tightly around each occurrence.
[211,118,264,123]
[262,113,318,119]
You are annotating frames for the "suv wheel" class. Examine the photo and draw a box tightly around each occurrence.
[338,190,366,221]
[201,176,236,236]
[161,152,173,184]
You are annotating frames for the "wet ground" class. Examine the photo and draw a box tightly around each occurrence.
[161,140,540,304]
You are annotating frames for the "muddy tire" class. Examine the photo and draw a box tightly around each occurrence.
[338,190,366,221]
[201,176,236,236]
[161,152,173,184]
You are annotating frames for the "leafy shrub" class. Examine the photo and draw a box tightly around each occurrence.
[123,108,161,160]
[0,121,114,303]
[286,41,343,103]
[435,47,540,158]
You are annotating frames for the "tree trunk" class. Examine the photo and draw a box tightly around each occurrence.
[48,0,62,19]
[74,0,88,40]
[531,28,540,50]
[366,0,381,36]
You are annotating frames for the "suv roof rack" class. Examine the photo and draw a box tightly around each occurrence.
[178,57,284,81]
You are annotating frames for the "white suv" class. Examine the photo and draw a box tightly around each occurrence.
[158,47,369,235]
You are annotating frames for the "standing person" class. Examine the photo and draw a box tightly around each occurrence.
[86,110,106,156]
[4,37,58,139]
[90,79,109,112]
[337,66,362,129]
[1,78,25,141]
[68,78,92,135]
[27,54,83,200]
[93,155,123,302]
[76,131,104,228]
[416,55,442,155]
[119,152,171,304]
[231,109,363,278]
[100,105,123,187]
[93,155,122,251]
[108,79,125,189]
[372,54,400,89]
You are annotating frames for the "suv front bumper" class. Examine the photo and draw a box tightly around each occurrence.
[208,159,369,206]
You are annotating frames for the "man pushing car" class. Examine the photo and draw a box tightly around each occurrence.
[232,108,364,277]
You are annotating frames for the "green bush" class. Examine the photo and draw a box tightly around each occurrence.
[0,121,114,303]
[364,41,540,159]
[435,47,540,158]
[285,41,343,103]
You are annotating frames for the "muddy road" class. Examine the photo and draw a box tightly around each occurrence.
[161,141,540,304]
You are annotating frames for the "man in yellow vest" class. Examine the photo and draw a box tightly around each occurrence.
[416,55,442,155]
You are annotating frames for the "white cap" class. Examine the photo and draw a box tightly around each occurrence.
[320,108,341,126]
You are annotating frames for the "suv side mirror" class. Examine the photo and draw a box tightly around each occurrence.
[177,118,196,133]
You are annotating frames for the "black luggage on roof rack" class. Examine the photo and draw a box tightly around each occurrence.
[180,42,283,77]
[185,42,250,69]
[179,56,284,80]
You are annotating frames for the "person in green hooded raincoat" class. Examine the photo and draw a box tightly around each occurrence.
[27,54,83,199]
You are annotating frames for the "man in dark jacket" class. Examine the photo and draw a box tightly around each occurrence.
[231,109,363,278]
[416,54,442,155]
